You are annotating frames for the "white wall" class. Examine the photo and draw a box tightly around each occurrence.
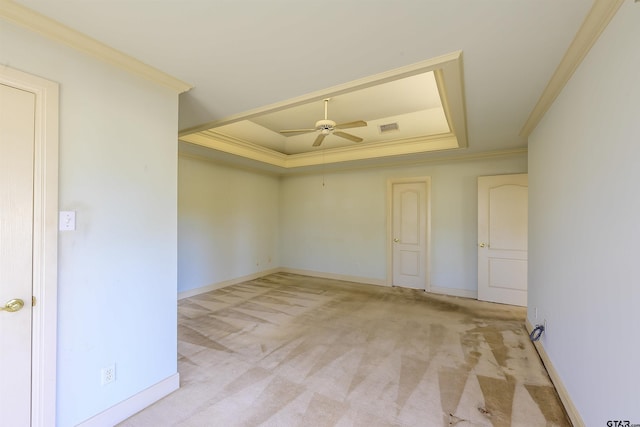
[178,155,280,293]
[1,21,179,426]
[280,153,527,292]
[528,2,640,424]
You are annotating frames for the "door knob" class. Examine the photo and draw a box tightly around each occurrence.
[0,299,25,313]
[393,238,400,243]
[479,243,486,248]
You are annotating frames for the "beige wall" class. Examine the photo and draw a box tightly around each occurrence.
[178,155,280,293]
[178,151,527,295]
[280,153,527,292]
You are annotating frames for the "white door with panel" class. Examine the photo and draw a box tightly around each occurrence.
[392,181,428,290]
[477,174,528,306]
[0,83,35,425]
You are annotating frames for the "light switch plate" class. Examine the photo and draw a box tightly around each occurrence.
[59,211,76,231]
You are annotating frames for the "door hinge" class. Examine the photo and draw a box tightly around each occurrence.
[32,296,36,307]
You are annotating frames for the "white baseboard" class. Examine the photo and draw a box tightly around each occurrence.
[525,320,584,427]
[279,267,387,287]
[180,269,481,301]
[78,373,180,427]
[178,268,280,299]
[429,285,477,299]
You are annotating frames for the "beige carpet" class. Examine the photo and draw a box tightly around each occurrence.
[120,273,569,427]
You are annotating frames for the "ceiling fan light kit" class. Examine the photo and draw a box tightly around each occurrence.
[280,98,367,147]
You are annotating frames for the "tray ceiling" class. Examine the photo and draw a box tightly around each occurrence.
[180,52,467,169]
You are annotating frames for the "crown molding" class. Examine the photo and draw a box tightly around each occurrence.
[0,0,192,93]
[520,0,624,137]
[178,142,527,178]
[324,147,528,176]
[435,55,467,149]
[180,130,461,169]
[180,131,287,167]
[286,134,459,168]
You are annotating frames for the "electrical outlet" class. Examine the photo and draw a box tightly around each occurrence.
[101,364,116,385]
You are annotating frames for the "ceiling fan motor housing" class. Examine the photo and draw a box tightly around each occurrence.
[316,119,336,132]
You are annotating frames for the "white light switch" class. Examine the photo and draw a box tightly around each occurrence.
[59,211,76,231]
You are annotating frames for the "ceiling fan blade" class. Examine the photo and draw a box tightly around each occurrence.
[334,131,363,143]
[312,133,326,147]
[334,120,367,129]
[280,128,315,134]
[333,131,363,142]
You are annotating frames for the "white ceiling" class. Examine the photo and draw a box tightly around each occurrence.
[11,0,595,169]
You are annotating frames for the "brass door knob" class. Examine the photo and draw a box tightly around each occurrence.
[0,299,25,313]
[393,238,400,243]
[479,243,486,248]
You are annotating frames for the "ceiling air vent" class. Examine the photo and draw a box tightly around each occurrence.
[379,122,399,133]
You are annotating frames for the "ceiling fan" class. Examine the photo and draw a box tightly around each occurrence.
[279,98,367,147]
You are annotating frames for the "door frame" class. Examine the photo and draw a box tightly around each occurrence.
[386,176,431,290]
[1,66,59,426]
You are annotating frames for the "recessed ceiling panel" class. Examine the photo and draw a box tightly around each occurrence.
[283,108,450,154]
[250,71,442,133]
[180,52,466,169]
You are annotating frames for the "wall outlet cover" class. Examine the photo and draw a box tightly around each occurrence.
[101,364,116,385]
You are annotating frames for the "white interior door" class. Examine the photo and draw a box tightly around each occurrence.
[478,174,528,306]
[0,83,35,425]
[392,181,428,290]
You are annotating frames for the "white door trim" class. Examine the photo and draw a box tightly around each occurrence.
[386,177,431,290]
[1,66,59,426]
